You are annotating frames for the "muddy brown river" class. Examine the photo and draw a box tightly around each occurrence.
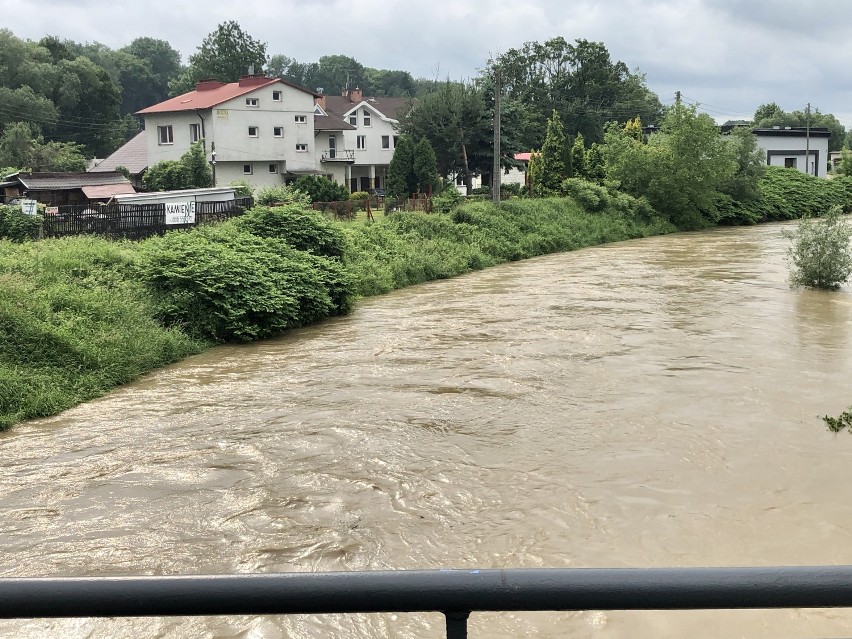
[3,223,852,638]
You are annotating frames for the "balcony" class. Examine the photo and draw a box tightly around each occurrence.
[321,148,355,162]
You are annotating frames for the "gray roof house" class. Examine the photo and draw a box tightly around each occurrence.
[89,130,148,187]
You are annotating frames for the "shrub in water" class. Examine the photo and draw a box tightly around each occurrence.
[785,205,852,290]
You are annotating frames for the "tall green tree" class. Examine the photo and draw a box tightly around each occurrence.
[170,21,267,95]
[571,133,587,179]
[412,138,439,193]
[401,79,490,194]
[540,110,571,191]
[121,37,181,105]
[386,135,417,198]
[0,122,86,171]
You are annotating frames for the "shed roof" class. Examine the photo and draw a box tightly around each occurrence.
[15,172,133,191]
[90,131,148,175]
[82,183,137,199]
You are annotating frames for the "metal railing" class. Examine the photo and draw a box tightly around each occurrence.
[4,566,852,637]
[321,149,355,162]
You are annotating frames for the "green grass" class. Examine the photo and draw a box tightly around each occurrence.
[0,193,672,431]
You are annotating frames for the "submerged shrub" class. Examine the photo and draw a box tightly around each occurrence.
[785,205,852,290]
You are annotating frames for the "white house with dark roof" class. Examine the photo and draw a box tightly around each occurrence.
[136,76,323,189]
[318,88,412,192]
[752,126,830,178]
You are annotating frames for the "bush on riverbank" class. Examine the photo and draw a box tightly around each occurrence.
[0,193,673,430]
[718,167,852,225]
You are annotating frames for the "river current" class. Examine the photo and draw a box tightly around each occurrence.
[3,223,852,637]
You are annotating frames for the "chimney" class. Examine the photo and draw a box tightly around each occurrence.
[315,93,327,110]
[350,86,363,103]
[238,75,269,87]
[196,80,227,91]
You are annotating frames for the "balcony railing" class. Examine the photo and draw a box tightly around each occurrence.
[321,148,355,162]
[4,567,852,638]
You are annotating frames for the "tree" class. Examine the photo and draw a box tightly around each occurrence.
[540,110,571,191]
[143,142,211,191]
[785,205,852,289]
[170,21,267,95]
[604,103,737,228]
[401,79,490,194]
[121,37,181,105]
[0,122,86,171]
[571,133,587,179]
[386,135,416,198]
[526,150,543,195]
[412,138,439,193]
[585,143,605,183]
[753,102,783,123]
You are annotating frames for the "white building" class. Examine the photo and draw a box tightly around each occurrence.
[318,88,412,192]
[753,127,830,178]
[137,76,324,189]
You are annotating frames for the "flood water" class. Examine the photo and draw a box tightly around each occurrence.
[4,222,852,638]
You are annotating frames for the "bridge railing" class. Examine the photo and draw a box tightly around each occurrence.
[3,566,852,638]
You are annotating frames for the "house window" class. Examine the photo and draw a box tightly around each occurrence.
[189,123,201,143]
[246,97,259,107]
[157,125,173,145]
[349,114,357,127]
[295,115,307,123]
[785,157,797,169]
[273,126,284,137]
[357,135,366,150]
[381,135,390,149]
[296,143,308,152]
[272,90,282,102]
[248,126,259,137]
[269,163,278,173]
[243,164,253,175]
[363,111,371,127]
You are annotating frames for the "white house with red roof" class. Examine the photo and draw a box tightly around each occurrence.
[137,76,334,189]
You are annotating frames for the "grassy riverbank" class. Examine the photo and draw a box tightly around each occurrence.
[0,194,672,430]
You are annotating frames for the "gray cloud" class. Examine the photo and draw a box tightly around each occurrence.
[7,0,852,126]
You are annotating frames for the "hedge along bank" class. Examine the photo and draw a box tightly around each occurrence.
[5,165,851,432]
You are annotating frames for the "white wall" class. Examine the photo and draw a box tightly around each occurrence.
[217,162,285,190]
[145,112,201,166]
[754,133,829,178]
[340,104,398,168]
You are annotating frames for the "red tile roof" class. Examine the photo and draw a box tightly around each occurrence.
[81,183,137,199]
[514,152,533,162]
[136,77,317,115]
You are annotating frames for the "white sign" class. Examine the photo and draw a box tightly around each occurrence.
[165,201,196,225]
[19,199,38,216]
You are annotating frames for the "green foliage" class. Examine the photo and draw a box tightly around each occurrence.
[291,175,348,203]
[143,142,211,191]
[756,105,847,152]
[432,187,463,214]
[541,110,571,191]
[824,405,852,433]
[135,222,352,342]
[784,205,852,289]
[835,149,852,177]
[560,178,609,211]
[571,133,587,179]
[0,235,202,430]
[229,180,254,197]
[386,135,416,198]
[255,184,311,207]
[0,205,42,241]
[234,205,347,257]
[413,138,439,193]
[170,21,267,95]
[349,191,370,201]
[526,151,543,195]
[0,121,87,172]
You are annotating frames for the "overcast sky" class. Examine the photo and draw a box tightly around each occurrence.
[6,0,852,127]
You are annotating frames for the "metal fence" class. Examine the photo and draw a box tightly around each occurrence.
[41,197,254,240]
[3,566,852,638]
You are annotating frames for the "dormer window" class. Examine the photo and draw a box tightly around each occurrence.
[363,111,371,127]
[348,114,357,127]
[246,97,259,107]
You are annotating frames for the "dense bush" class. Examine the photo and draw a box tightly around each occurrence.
[291,175,349,202]
[255,184,311,207]
[560,178,609,211]
[135,223,353,342]
[785,205,852,289]
[349,191,370,201]
[0,204,42,242]
[233,205,347,257]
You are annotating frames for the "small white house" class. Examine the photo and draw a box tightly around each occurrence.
[753,127,830,178]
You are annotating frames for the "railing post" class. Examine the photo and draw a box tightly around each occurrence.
[444,610,469,639]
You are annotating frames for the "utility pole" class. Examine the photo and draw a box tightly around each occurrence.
[492,66,502,204]
[211,142,217,187]
[805,102,811,175]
